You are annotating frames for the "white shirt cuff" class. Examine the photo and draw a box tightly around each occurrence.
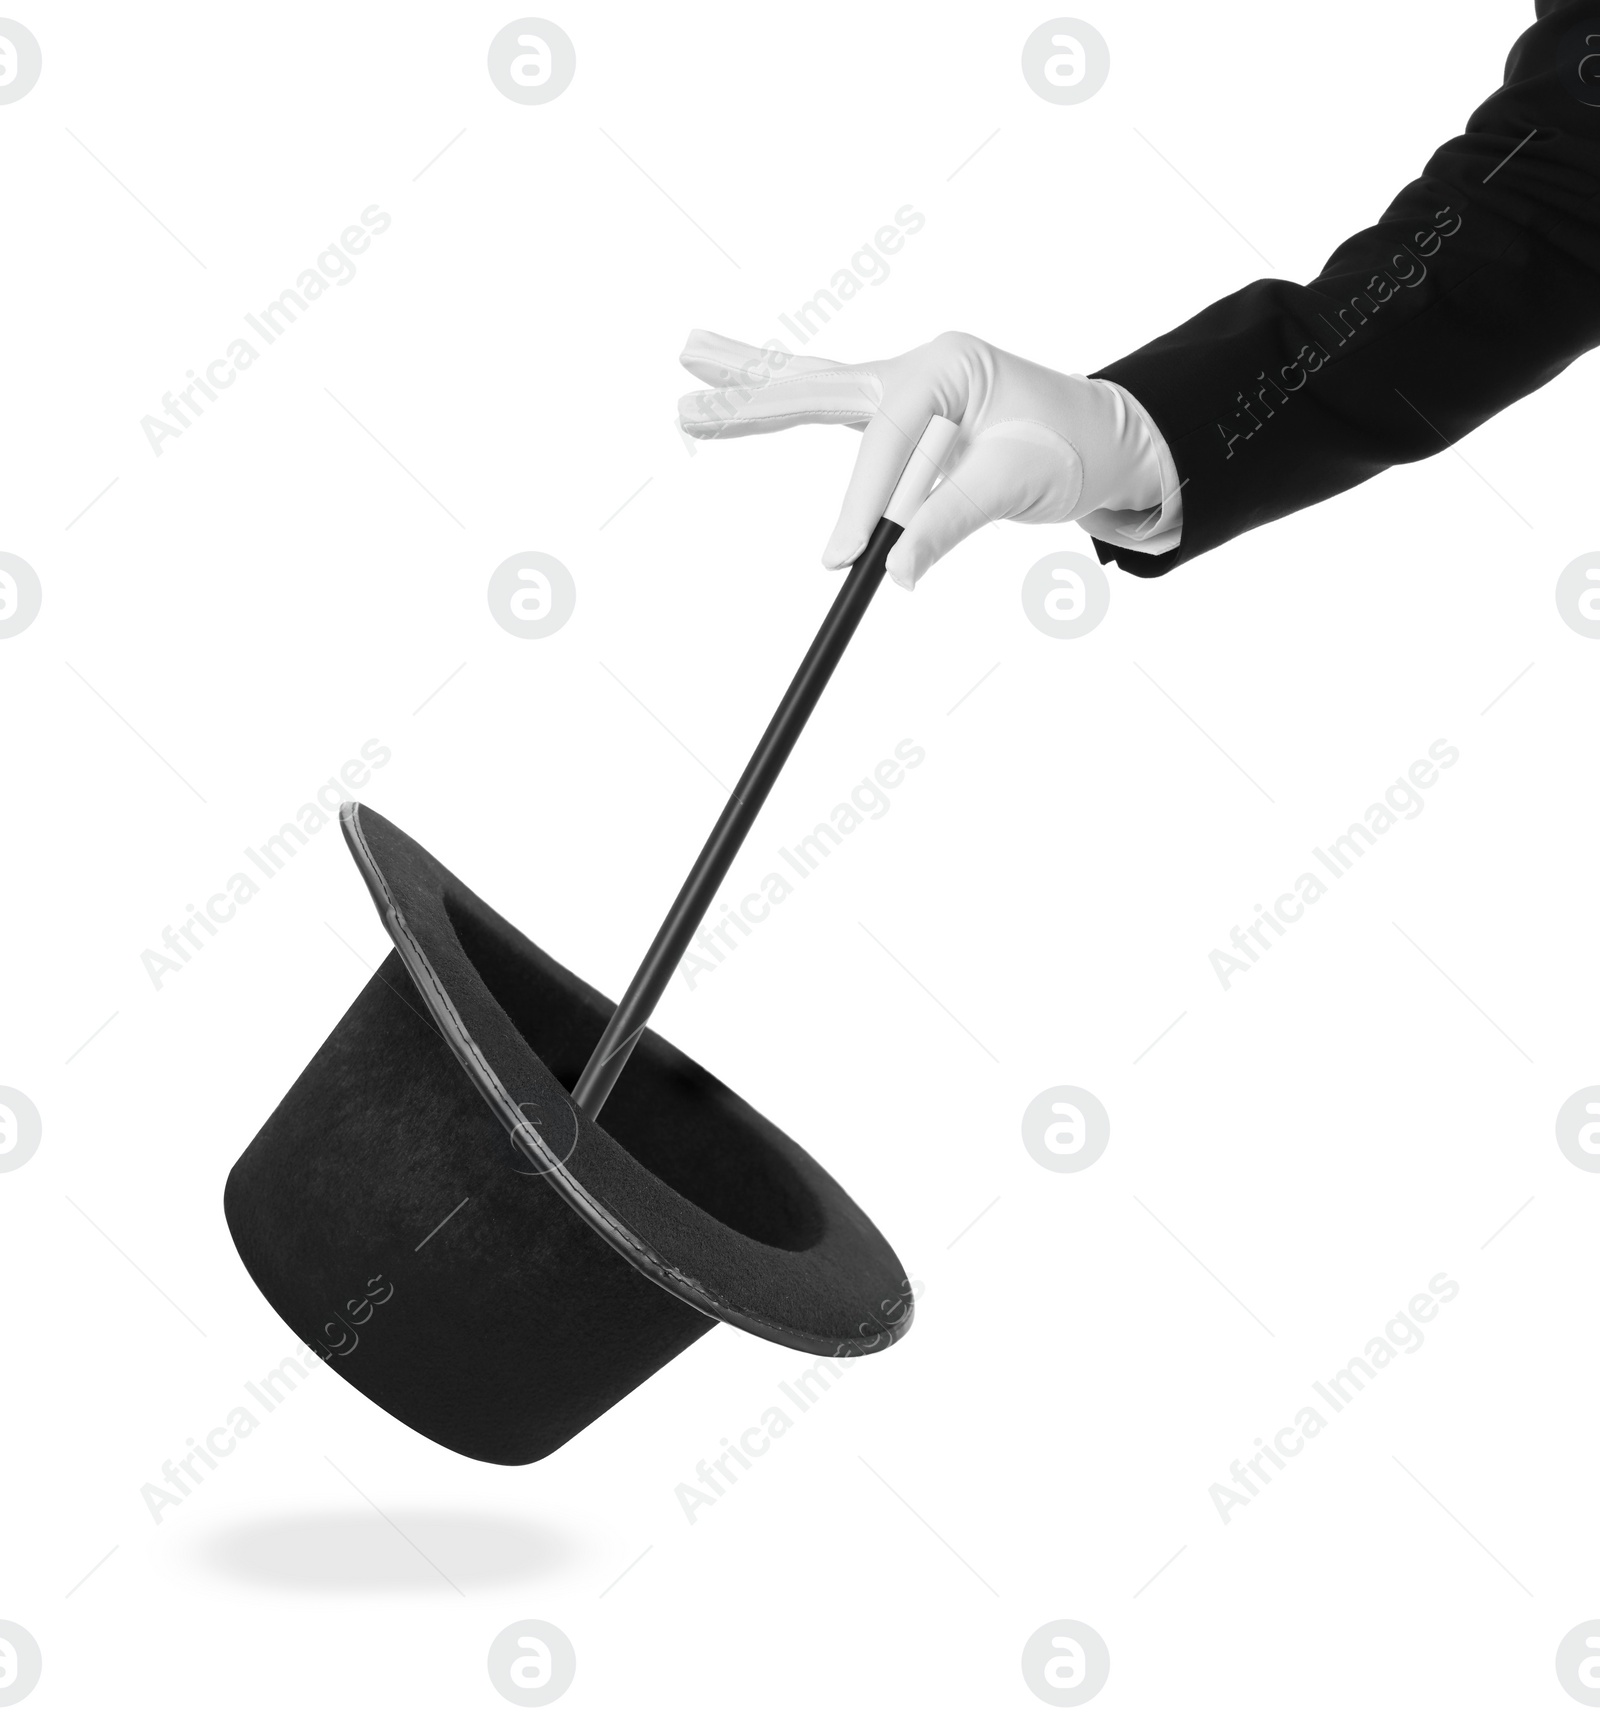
[1077,381,1183,557]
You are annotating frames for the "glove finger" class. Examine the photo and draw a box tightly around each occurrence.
[819,379,951,567]
[678,371,878,439]
[885,425,1085,589]
[679,329,849,388]
[678,331,879,439]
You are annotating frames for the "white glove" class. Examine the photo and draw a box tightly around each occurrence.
[677,329,1182,589]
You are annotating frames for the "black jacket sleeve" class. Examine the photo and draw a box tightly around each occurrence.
[1091,0,1600,575]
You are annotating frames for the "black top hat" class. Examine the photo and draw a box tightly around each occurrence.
[225,805,913,1465]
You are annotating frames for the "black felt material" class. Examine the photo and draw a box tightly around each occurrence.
[224,804,912,1465]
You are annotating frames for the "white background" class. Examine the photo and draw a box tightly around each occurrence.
[3,0,1597,1718]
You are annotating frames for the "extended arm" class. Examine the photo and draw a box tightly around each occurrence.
[1093,0,1600,574]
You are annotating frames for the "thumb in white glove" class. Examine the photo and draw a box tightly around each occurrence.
[677,329,1181,588]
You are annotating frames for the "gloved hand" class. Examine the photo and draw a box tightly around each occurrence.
[677,329,1180,589]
